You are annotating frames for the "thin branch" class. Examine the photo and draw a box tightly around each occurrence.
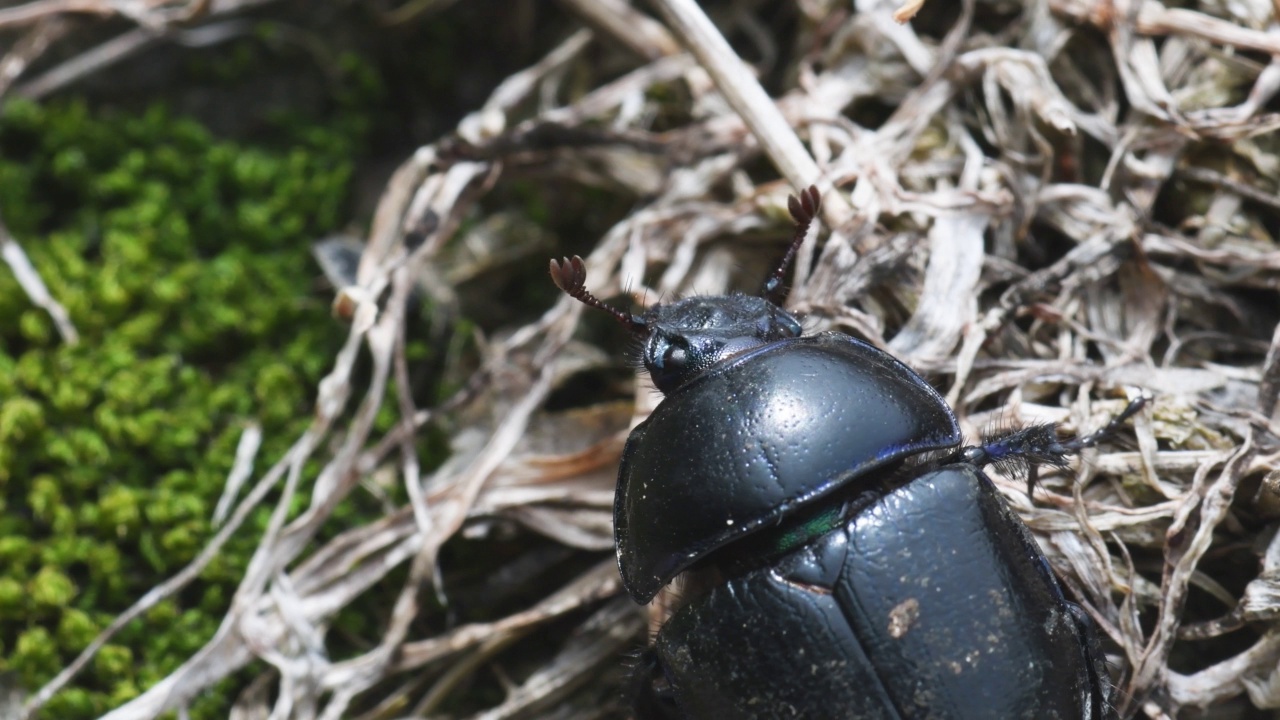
[645,0,855,227]
[0,216,78,345]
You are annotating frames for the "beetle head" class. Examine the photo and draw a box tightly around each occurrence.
[634,294,801,393]
[549,185,821,395]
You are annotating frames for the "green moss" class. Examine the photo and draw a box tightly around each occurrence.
[56,608,97,651]
[30,566,77,608]
[0,396,43,443]
[0,96,366,717]
[0,577,25,616]
[14,627,59,684]
[94,645,133,678]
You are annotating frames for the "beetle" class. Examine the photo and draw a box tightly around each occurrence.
[549,186,1141,720]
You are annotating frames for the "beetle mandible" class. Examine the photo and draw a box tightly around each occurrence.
[550,186,1140,720]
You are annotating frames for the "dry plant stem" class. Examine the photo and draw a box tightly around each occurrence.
[359,151,434,278]
[87,330,370,719]
[155,0,212,25]
[81,199,400,717]
[557,0,680,59]
[271,322,399,712]
[542,53,695,126]
[1051,0,1280,56]
[199,60,670,707]
[287,170,488,716]
[1178,166,1280,214]
[0,17,67,97]
[0,0,242,32]
[25,420,331,718]
[1127,434,1255,710]
[348,673,432,720]
[212,423,263,526]
[878,0,973,141]
[0,216,78,344]
[13,27,157,99]
[392,283,431,537]
[234,381,353,603]
[1256,322,1280,421]
[893,0,926,23]
[887,123,985,362]
[314,363,558,715]
[15,20,254,99]
[390,560,622,673]
[92,159,486,712]
[0,0,109,29]
[1168,630,1280,708]
[374,0,461,26]
[313,367,557,717]
[1184,502,1280,699]
[466,598,646,720]
[646,0,854,227]
[249,135,588,712]
[22,0,1280,715]
[415,633,523,716]
[457,30,594,144]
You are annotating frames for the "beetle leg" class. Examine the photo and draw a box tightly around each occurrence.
[1064,602,1122,720]
[1058,396,1149,455]
[626,647,681,720]
[960,396,1148,497]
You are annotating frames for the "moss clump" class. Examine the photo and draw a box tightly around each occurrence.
[0,98,361,718]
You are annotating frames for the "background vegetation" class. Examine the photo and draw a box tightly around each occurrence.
[1,1,1279,719]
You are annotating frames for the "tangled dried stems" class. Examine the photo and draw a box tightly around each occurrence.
[8,0,1280,717]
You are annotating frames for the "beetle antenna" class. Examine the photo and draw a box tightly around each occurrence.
[549,255,646,333]
[762,185,822,305]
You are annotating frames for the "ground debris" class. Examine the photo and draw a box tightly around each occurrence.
[11,0,1280,717]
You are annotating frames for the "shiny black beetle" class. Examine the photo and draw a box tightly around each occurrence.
[550,187,1141,720]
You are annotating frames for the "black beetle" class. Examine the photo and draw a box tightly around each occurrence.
[550,187,1141,720]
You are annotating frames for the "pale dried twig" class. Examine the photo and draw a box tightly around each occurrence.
[0,215,78,345]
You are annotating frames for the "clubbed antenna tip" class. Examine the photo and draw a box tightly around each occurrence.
[549,255,645,333]
[787,185,821,226]
[548,255,587,296]
[764,185,823,305]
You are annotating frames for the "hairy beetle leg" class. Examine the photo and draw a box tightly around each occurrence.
[1061,395,1149,453]
[961,396,1149,496]
[625,648,680,720]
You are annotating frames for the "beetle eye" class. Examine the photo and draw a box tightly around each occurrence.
[646,338,692,393]
[758,313,801,339]
[663,344,687,369]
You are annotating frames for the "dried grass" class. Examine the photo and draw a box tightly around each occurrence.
[6,0,1280,717]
